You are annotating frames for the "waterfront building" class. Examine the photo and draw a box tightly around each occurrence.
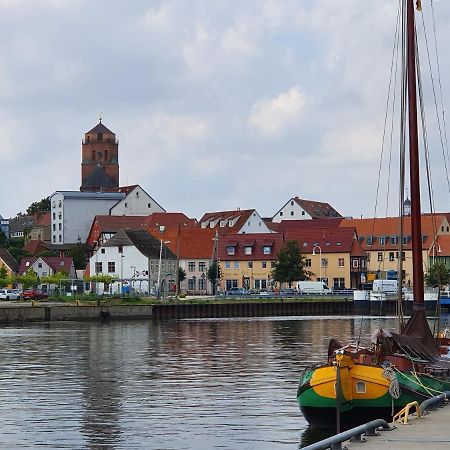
[18,256,76,280]
[0,214,9,238]
[8,214,35,239]
[340,215,450,285]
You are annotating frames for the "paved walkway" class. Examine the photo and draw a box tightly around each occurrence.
[345,404,450,450]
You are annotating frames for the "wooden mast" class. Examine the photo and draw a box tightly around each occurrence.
[406,0,425,309]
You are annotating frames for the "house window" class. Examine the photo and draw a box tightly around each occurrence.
[108,262,115,273]
[356,381,366,394]
[321,258,328,268]
[389,252,395,261]
[234,262,240,269]
[101,248,105,254]
[380,237,385,245]
[58,200,62,207]
[227,246,235,255]
[290,200,294,205]
[95,262,102,273]
[305,259,311,267]
[125,203,128,208]
[98,133,103,140]
[148,203,151,208]
[366,252,371,261]
[118,245,123,254]
[228,220,234,227]
[220,221,226,227]
[188,278,196,290]
[59,223,62,230]
[188,262,196,272]
[279,211,283,216]
[52,235,56,243]
[59,235,62,242]
[338,258,344,267]
[352,259,358,268]
[262,261,267,269]
[53,224,56,231]
[244,246,252,255]
[225,261,231,269]
[333,278,345,289]
[378,252,383,262]
[199,262,206,272]
[53,213,56,220]
[336,241,341,246]
[38,263,42,268]
[290,211,294,216]
[198,278,206,290]
[302,211,306,215]
[367,237,372,245]
[248,261,253,269]
[263,246,271,255]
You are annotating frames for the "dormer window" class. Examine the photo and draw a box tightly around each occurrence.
[244,246,252,255]
[228,220,233,227]
[220,221,226,227]
[227,246,235,255]
[263,246,272,255]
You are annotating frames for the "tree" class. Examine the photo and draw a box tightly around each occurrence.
[272,241,312,288]
[207,261,222,294]
[0,265,9,288]
[69,244,89,270]
[16,269,38,289]
[178,267,186,292]
[26,197,51,215]
[0,265,7,279]
[425,262,450,288]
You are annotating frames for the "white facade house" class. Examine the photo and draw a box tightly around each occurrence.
[110,185,165,216]
[272,197,342,223]
[50,191,125,245]
[89,229,176,295]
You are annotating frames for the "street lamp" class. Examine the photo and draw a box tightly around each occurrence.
[432,243,442,266]
[157,239,170,299]
[312,245,322,282]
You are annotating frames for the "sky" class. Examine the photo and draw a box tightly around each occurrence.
[1,0,450,221]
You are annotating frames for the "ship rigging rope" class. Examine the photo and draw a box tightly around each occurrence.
[383,366,401,399]
[394,367,444,397]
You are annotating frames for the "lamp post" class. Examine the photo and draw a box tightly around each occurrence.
[157,239,170,299]
[120,254,124,297]
[212,232,219,298]
[312,245,322,283]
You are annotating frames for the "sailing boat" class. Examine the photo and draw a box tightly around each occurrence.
[297,0,450,429]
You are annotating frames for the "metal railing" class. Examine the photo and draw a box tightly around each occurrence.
[420,391,450,415]
[301,419,392,450]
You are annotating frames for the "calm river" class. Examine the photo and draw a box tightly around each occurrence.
[0,315,435,449]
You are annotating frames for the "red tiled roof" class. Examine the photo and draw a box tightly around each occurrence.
[272,218,343,232]
[0,248,19,273]
[117,185,139,195]
[199,209,255,234]
[24,240,49,256]
[292,197,342,218]
[284,227,356,253]
[18,257,74,275]
[143,212,197,231]
[35,212,51,226]
[340,215,447,250]
[218,233,284,260]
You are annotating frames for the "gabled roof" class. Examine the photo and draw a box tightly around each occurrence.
[284,227,357,253]
[104,229,177,260]
[0,248,19,273]
[24,240,50,256]
[35,212,51,227]
[82,164,116,190]
[86,121,114,135]
[9,214,35,233]
[199,209,256,234]
[217,233,284,260]
[147,227,217,259]
[117,185,139,195]
[143,212,197,232]
[292,197,342,218]
[92,215,147,233]
[18,257,74,275]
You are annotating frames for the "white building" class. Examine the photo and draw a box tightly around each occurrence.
[90,229,176,295]
[111,185,166,216]
[272,197,342,223]
[50,191,125,245]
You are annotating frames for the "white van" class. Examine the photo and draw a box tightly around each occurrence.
[297,281,331,294]
[372,279,398,294]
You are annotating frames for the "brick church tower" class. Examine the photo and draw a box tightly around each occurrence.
[80,120,119,192]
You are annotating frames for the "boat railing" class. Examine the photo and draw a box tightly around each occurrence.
[300,419,392,450]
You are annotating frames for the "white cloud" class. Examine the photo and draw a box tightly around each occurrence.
[249,86,308,137]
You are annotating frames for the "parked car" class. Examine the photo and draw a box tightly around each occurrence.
[226,287,249,296]
[0,289,21,300]
[279,288,299,297]
[22,289,48,300]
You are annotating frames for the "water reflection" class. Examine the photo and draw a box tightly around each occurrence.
[0,315,442,449]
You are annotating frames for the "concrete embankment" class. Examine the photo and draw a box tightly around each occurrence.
[0,299,405,323]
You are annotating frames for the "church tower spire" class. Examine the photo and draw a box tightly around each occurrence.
[80,120,119,192]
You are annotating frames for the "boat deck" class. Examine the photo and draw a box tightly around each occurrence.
[344,404,450,450]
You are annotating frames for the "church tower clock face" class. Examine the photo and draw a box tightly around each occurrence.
[80,120,119,192]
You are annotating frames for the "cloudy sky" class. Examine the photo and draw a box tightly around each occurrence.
[1,0,450,220]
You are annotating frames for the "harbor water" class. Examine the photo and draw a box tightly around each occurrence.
[0,315,444,449]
